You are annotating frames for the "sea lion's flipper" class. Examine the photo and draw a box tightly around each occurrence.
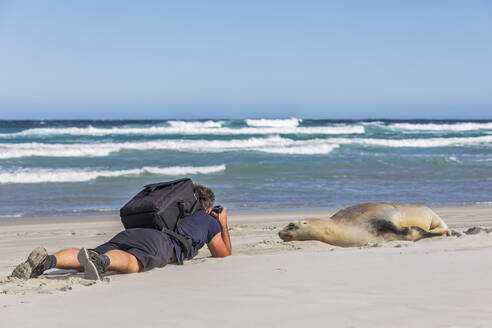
[409,226,443,239]
[367,219,408,236]
[368,220,444,241]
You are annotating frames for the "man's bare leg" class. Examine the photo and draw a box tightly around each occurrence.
[12,247,141,280]
[53,248,83,271]
[105,250,142,273]
[53,248,140,273]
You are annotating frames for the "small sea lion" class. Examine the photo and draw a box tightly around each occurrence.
[279,202,455,247]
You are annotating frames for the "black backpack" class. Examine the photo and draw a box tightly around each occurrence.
[120,178,203,261]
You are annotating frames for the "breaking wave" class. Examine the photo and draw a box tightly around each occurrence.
[388,122,492,131]
[0,213,24,218]
[245,118,302,127]
[337,135,492,147]
[1,135,490,159]
[0,123,362,137]
[0,165,227,184]
[0,136,339,158]
[167,120,225,128]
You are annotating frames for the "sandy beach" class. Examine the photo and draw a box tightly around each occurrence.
[2,1,491,326]
[1,206,492,327]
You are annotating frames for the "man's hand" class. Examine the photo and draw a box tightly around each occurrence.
[211,206,228,225]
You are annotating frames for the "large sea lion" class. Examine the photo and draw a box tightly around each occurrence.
[278,202,454,247]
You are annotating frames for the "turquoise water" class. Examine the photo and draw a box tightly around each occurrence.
[0,119,491,219]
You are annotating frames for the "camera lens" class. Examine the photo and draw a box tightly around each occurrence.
[212,205,223,214]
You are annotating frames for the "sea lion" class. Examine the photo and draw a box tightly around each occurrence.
[278,202,454,247]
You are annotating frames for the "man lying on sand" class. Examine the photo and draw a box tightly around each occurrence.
[11,185,231,281]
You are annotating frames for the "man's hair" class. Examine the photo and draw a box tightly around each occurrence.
[195,184,215,211]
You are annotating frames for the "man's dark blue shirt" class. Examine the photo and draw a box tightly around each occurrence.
[172,210,221,264]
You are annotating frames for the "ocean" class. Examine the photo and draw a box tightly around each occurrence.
[0,118,491,219]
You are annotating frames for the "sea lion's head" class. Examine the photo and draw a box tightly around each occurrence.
[278,218,327,242]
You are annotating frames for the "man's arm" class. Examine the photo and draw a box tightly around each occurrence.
[208,207,232,257]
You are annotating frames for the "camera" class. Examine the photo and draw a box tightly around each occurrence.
[211,205,223,215]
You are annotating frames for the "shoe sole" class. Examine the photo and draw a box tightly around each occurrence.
[11,247,47,279]
[77,248,103,281]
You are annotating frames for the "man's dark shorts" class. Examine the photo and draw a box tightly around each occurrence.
[93,228,175,271]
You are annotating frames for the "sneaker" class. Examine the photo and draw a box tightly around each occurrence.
[77,248,106,281]
[11,247,48,279]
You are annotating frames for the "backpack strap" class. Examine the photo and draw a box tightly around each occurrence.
[162,194,204,262]
[175,191,202,229]
[161,227,194,262]
[193,241,205,251]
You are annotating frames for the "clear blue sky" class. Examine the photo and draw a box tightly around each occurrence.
[0,1,491,119]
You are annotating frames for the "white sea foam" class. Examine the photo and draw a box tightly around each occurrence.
[264,144,339,155]
[0,165,227,184]
[338,135,492,147]
[0,136,339,158]
[245,118,302,127]
[317,135,492,148]
[0,135,490,159]
[0,142,119,158]
[475,202,492,206]
[0,123,362,137]
[389,122,492,131]
[168,120,225,128]
[0,213,24,218]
